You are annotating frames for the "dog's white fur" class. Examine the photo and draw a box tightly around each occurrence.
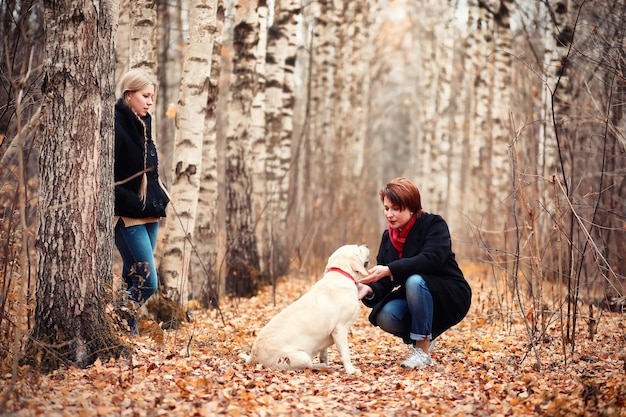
[243,244,369,374]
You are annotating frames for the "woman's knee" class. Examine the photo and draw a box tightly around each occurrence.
[376,302,407,333]
[406,274,427,288]
[406,274,430,295]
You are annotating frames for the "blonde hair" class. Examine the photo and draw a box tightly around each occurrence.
[117,68,158,100]
[117,69,158,206]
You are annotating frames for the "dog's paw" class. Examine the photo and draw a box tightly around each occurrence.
[344,364,357,374]
[277,355,291,366]
[238,352,251,363]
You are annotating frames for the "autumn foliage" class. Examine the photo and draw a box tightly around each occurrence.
[2,267,625,416]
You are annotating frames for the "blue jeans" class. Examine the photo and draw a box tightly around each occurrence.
[115,220,159,304]
[376,274,433,343]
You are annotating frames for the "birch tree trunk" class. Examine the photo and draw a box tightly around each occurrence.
[224,0,261,296]
[461,0,479,225]
[537,0,578,280]
[288,2,315,263]
[446,12,472,234]
[128,0,159,190]
[489,0,513,236]
[343,0,373,240]
[129,0,158,74]
[470,1,494,221]
[261,0,299,278]
[116,0,129,77]
[539,0,578,206]
[421,0,455,217]
[436,2,455,223]
[189,0,225,307]
[156,0,184,185]
[604,13,626,288]
[293,0,340,261]
[250,2,269,278]
[329,0,375,242]
[411,1,434,203]
[327,0,350,242]
[29,0,121,371]
[159,0,218,308]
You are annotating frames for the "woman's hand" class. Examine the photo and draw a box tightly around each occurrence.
[358,265,391,285]
[357,283,373,300]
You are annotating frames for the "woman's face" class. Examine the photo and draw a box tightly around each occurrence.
[382,196,412,230]
[126,84,155,117]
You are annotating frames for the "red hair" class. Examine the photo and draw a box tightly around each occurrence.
[379,177,422,213]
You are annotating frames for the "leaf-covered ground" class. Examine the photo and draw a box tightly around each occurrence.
[3,272,625,417]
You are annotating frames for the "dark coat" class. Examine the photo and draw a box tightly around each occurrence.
[114,99,169,219]
[362,213,471,339]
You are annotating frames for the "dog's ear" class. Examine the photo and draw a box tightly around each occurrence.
[324,252,337,273]
[352,247,370,277]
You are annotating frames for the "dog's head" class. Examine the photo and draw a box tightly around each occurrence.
[324,244,370,278]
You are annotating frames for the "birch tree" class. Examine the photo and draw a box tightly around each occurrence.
[116,0,130,77]
[128,0,158,74]
[534,0,578,252]
[490,0,512,210]
[315,0,341,252]
[224,0,261,296]
[156,0,185,182]
[292,0,341,261]
[159,0,219,308]
[536,0,578,279]
[331,0,373,242]
[469,0,494,221]
[599,6,626,290]
[259,0,299,278]
[414,1,436,210]
[434,1,455,223]
[416,0,455,218]
[447,2,469,232]
[457,0,478,230]
[478,0,514,235]
[28,0,121,370]
[250,1,269,278]
[189,0,225,306]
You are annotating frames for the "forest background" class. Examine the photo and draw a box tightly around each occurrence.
[0,0,625,414]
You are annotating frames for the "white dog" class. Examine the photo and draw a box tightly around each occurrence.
[243,244,370,374]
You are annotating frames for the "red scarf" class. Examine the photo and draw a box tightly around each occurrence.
[389,213,418,259]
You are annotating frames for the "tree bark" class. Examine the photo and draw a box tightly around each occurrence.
[262,0,299,278]
[115,0,129,77]
[189,0,225,307]
[28,0,123,371]
[155,0,184,186]
[489,0,513,236]
[250,1,269,280]
[129,0,158,74]
[159,0,219,308]
[470,1,494,220]
[224,0,261,297]
[293,0,341,262]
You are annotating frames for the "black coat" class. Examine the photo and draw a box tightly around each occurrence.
[114,99,169,219]
[362,213,471,339]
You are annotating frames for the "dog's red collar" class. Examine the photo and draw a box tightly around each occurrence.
[328,267,358,285]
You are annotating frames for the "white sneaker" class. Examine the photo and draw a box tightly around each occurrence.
[428,339,436,353]
[401,345,433,368]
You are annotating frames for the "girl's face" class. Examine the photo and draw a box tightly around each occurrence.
[126,84,155,117]
[383,196,413,230]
